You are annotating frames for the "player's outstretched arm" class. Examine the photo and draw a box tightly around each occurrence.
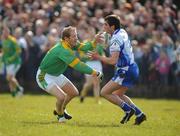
[75,33,105,52]
[87,51,119,65]
[68,58,103,81]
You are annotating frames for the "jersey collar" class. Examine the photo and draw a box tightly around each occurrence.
[113,28,120,35]
[61,39,71,49]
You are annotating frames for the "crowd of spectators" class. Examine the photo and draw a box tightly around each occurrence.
[0,0,180,97]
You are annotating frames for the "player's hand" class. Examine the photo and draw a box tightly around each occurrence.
[87,51,100,60]
[94,33,105,44]
[96,71,103,82]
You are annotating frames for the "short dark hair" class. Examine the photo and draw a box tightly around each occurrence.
[105,15,120,30]
[62,26,76,40]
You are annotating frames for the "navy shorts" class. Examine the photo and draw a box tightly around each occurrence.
[112,63,139,88]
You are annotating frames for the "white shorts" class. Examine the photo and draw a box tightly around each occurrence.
[36,69,70,93]
[85,60,103,77]
[6,64,21,76]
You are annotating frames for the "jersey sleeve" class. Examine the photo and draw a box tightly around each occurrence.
[110,37,123,52]
[96,44,105,56]
[75,41,95,52]
[59,48,95,75]
[77,50,90,62]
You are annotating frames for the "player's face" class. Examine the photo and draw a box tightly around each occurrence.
[69,29,78,47]
[103,22,112,35]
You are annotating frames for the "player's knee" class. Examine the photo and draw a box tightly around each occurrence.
[6,75,13,81]
[72,90,79,97]
[67,89,79,98]
[57,93,67,102]
[93,82,99,87]
[100,90,106,97]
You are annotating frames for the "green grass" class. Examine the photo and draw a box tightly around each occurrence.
[0,94,180,136]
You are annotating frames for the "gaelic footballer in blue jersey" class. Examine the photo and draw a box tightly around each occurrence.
[88,15,146,125]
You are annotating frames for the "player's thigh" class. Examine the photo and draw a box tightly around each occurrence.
[101,80,121,95]
[55,74,79,96]
[36,70,67,99]
[84,75,93,86]
[92,76,100,86]
[61,80,79,97]
[112,86,128,96]
[48,84,66,101]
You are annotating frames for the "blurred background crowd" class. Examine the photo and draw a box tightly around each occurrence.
[0,0,180,98]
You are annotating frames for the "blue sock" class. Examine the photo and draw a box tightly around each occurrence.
[120,102,131,112]
[130,104,142,116]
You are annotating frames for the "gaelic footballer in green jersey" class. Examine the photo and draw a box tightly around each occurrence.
[1,27,24,97]
[36,26,103,123]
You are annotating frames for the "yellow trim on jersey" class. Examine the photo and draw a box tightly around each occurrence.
[91,70,97,76]
[61,40,71,49]
[8,35,21,54]
[91,40,96,48]
[78,40,95,51]
[8,35,17,43]
[77,43,84,51]
[69,58,80,67]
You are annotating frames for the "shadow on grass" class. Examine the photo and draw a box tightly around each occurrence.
[21,121,120,128]
[21,121,58,125]
[163,108,177,111]
[67,121,120,128]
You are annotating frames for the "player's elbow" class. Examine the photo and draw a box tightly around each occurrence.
[110,60,117,65]
[105,57,117,65]
[107,59,117,65]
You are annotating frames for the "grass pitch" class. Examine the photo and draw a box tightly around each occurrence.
[0,94,180,136]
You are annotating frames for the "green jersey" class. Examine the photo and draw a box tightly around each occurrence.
[39,40,96,76]
[2,35,21,65]
[78,43,104,62]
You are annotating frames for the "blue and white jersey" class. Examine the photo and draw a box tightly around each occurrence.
[109,28,134,67]
[109,28,139,88]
